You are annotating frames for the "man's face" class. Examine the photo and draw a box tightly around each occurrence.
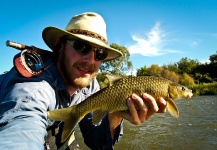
[59,41,102,89]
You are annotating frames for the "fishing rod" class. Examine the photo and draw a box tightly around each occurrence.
[6,40,53,57]
[6,40,53,78]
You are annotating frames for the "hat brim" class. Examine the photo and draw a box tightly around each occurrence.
[42,26,122,61]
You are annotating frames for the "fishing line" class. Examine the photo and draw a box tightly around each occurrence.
[190,99,217,123]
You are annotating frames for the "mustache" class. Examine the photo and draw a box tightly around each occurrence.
[75,62,97,72]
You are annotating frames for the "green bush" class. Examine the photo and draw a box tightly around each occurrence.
[179,73,195,87]
[190,82,217,96]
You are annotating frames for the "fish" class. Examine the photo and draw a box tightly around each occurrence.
[47,74,193,142]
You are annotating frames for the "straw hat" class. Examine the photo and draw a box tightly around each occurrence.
[42,12,122,61]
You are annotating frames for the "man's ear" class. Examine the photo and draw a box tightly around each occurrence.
[59,43,65,56]
[52,44,61,63]
[52,36,67,63]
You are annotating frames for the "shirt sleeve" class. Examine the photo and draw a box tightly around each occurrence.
[0,81,56,150]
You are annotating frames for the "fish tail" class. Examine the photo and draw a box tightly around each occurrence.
[47,107,73,121]
[61,116,81,143]
[47,106,82,143]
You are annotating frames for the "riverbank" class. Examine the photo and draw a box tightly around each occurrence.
[190,82,217,96]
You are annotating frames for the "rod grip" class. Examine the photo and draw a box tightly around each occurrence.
[6,40,31,50]
[6,40,53,57]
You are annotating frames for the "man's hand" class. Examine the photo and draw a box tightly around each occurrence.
[123,93,167,124]
[108,93,167,139]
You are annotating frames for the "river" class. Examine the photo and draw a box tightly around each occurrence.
[76,95,217,150]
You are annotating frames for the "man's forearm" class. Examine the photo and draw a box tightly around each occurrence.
[108,112,123,140]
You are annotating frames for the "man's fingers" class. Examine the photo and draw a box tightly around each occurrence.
[127,97,141,125]
[130,94,148,123]
[115,94,167,126]
[142,93,159,119]
[157,97,167,113]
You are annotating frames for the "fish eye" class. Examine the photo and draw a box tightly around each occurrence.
[181,87,186,91]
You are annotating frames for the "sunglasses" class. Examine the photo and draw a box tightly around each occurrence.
[67,40,108,61]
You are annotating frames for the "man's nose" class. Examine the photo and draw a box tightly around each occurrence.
[84,50,95,63]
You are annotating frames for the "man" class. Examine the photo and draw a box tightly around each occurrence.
[0,12,167,150]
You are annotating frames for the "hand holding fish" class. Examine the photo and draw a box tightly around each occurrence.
[128,93,167,123]
[110,93,166,124]
[108,93,167,139]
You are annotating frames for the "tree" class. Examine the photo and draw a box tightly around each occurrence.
[136,64,179,82]
[99,43,133,75]
[96,72,110,89]
[194,73,213,83]
[179,73,195,86]
[148,64,162,76]
[137,64,162,76]
[209,52,217,63]
[208,53,217,79]
[162,63,180,74]
[161,69,179,82]
[176,57,200,75]
[137,66,150,76]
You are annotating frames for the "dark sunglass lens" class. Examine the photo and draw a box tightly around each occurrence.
[95,49,108,60]
[73,40,91,54]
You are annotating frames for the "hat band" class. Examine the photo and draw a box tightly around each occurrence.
[67,29,108,45]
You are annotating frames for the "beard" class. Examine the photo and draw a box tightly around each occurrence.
[60,51,98,89]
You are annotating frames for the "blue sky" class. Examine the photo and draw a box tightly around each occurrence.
[1,0,217,74]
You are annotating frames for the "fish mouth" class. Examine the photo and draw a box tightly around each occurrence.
[186,92,193,99]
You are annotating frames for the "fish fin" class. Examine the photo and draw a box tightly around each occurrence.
[105,74,123,86]
[48,106,83,143]
[166,98,179,118]
[61,117,80,143]
[92,110,108,125]
[47,106,74,121]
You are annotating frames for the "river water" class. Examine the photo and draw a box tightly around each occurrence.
[76,95,217,150]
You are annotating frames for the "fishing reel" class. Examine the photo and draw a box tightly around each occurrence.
[7,40,53,78]
[13,49,44,78]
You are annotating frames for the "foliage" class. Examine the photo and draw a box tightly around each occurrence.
[190,82,217,96]
[136,66,150,76]
[209,53,217,63]
[96,72,109,89]
[162,64,180,74]
[99,43,133,75]
[176,57,200,75]
[179,73,195,87]
[193,52,217,82]
[161,69,180,83]
[194,73,213,83]
[137,64,179,82]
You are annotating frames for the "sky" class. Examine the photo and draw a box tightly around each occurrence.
[1,0,217,74]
